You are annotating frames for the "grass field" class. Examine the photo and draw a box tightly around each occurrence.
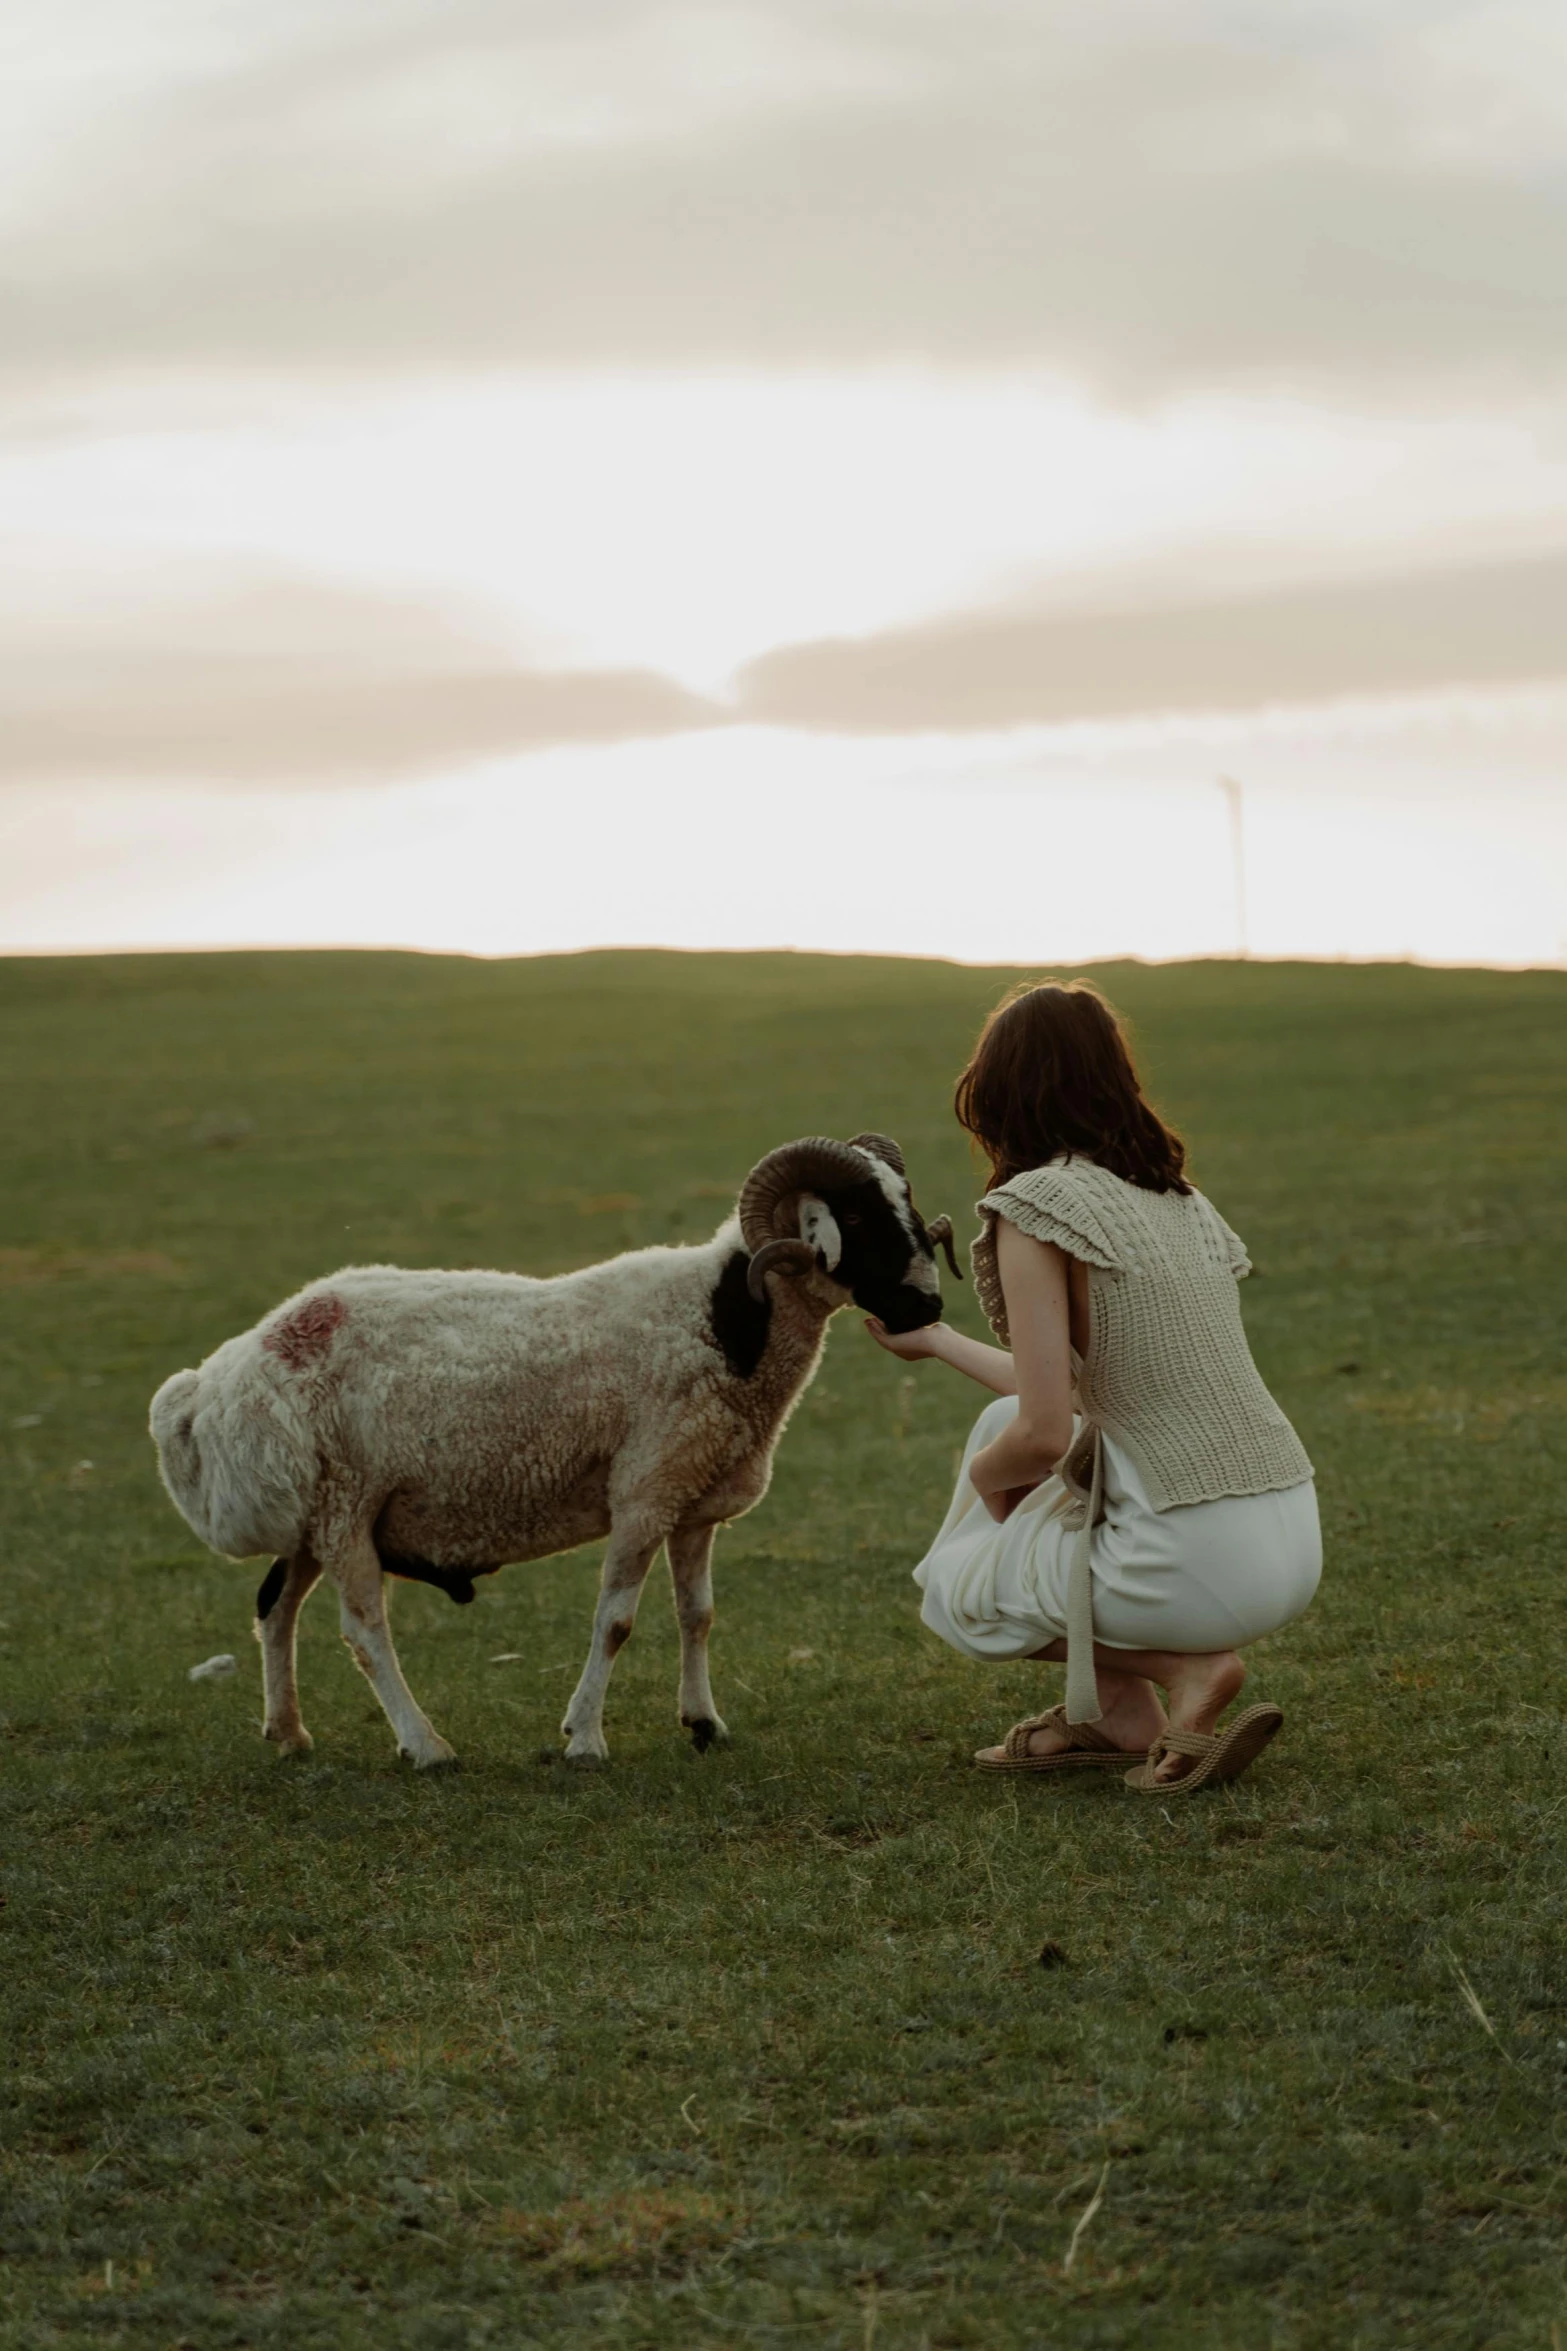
[2,947,1565,2350]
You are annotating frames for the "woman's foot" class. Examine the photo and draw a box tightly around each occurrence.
[1154,1651,1246,1783]
[974,1669,1166,1765]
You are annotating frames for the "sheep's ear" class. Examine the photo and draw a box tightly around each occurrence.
[798,1193,843,1271]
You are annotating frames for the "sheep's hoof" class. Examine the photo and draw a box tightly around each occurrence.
[683,1713,731,1754]
[263,1723,314,1756]
[403,1735,459,1769]
[563,1730,609,1767]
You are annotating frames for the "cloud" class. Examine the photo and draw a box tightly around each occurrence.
[735,548,1567,730]
[9,543,1567,789]
[0,569,716,783]
[737,550,1567,733]
[4,0,1567,394]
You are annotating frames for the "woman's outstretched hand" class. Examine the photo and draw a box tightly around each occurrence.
[864,1315,942,1362]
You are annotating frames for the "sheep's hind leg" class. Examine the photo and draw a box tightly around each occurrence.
[330,1534,456,1767]
[667,1523,729,1753]
[255,1547,321,1754]
[561,1526,662,1765]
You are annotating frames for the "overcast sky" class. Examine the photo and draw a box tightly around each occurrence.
[3,0,1565,961]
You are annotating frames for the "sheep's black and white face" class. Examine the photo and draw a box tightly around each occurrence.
[797,1155,944,1333]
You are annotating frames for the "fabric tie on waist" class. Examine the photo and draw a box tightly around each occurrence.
[1063,1425,1105,1724]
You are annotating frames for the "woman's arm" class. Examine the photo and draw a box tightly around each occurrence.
[864,1316,1018,1395]
[966,1223,1077,1519]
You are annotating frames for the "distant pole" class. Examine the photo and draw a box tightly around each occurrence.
[1217,775,1248,958]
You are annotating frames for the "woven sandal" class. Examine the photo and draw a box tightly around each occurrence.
[975,1704,1148,1775]
[1122,1702,1284,1794]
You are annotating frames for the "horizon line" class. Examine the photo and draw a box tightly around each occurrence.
[1,940,1563,978]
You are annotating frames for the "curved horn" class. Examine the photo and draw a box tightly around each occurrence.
[924,1214,963,1281]
[846,1131,905,1175]
[745,1238,817,1302]
[738,1136,870,1249]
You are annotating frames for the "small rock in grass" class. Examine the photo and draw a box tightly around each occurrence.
[188,1654,238,1682]
[68,1460,95,1486]
[11,1414,43,1430]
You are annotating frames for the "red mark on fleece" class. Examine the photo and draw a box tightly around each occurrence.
[262,1291,347,1370]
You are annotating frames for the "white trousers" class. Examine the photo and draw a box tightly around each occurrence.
[913,1396,1322,1663]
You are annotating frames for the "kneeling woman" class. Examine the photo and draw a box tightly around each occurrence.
[870,981,1320,1791]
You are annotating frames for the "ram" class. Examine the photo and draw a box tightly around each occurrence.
[150,1134,959,1765]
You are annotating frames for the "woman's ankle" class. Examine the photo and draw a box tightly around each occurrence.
[1092,1675,1168,1747]
[1165,1651,1246,1729]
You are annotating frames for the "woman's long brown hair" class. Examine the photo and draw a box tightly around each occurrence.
[953,979,1191,1194]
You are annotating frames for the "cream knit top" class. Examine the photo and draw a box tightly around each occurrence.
[971,1155,1312,1721]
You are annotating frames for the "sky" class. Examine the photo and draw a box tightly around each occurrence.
[2,0,1565,965]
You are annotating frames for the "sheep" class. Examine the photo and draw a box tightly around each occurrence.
[149,1134,961,1767]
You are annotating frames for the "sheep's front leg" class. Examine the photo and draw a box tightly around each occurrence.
[667,1523,729,1753]
[255,1547,321,1754]
[561,1527,662,1765]
[329,1535,456,1768]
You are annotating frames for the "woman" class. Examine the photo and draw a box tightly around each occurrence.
[869,980,1320,1792]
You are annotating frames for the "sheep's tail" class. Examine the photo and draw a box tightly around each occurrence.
[149,1350,318,1560]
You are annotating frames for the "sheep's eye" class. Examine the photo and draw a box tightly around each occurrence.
[842,1213,861,1226]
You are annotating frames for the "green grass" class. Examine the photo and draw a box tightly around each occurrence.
[2,946,1565,2350]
